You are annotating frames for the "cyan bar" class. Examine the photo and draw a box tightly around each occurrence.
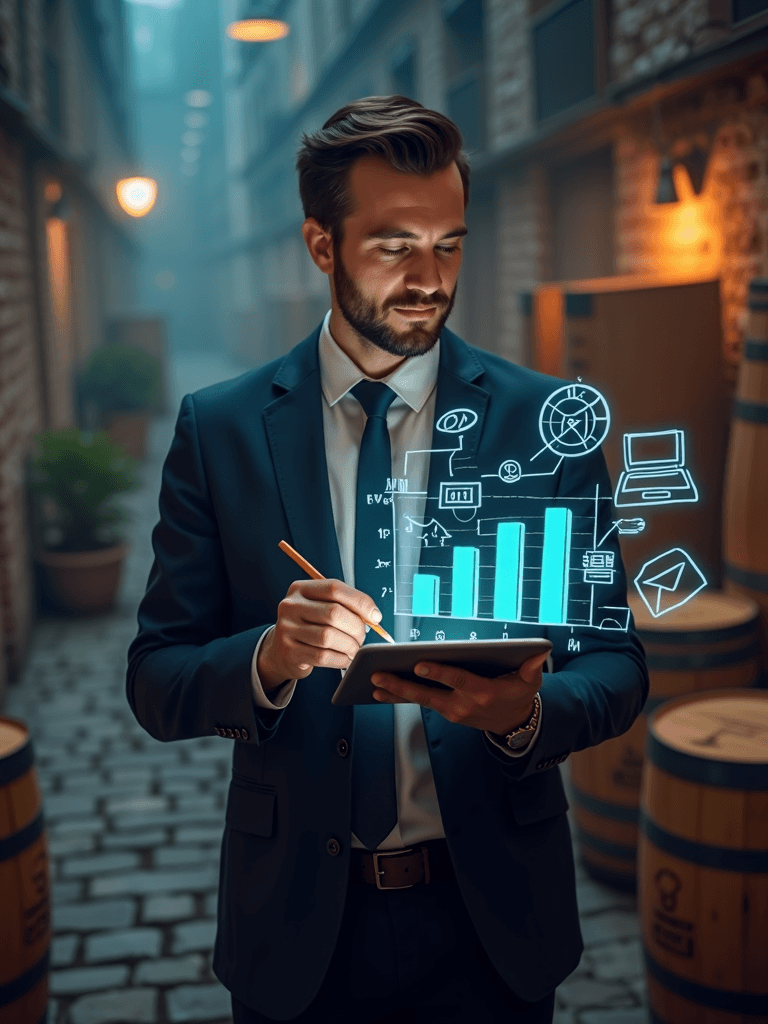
[539,507,572,623]
[493,522,525,621]
[412,574,440,616]
[451,547,480,618]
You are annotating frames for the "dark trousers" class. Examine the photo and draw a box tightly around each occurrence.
[231,840,556,1024]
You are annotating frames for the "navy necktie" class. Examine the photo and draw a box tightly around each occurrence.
[349,380,398,850]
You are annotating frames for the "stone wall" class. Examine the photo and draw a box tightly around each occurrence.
[0,127,44,682]
[614,70,768,368]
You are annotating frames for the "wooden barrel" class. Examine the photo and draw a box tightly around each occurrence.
[0,717,49,1024]
[568,591,761,892]
[638,690,768,1023]
[723,276,768,676]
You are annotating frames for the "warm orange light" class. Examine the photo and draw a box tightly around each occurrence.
[535,286,564,377]
[226,18,289,41]
[44,180,62,204]
[647,162,721,280]
[116,177,158,217]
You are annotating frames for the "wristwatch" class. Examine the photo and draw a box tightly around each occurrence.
[500,692,542,750]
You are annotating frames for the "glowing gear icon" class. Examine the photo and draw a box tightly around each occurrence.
[538,384,611,458]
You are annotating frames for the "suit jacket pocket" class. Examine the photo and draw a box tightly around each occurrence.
[508,771,569,826]
[226,774,277,838]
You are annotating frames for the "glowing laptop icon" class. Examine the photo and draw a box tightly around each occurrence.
[614,429,698,508]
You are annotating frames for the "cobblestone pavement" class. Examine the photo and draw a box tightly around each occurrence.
[6,352,650,1024]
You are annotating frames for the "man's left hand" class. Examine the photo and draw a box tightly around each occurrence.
[371,650,549,735]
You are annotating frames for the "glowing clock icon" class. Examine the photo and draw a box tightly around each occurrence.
[538,384,611,458]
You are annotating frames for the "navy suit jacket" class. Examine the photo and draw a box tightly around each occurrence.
[126,323,648,1019]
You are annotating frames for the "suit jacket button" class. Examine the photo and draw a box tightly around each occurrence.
[233,728,241,739]
[240,728,249,741]
[215,727,223,737]
[227,728,234,738]
[337,738,349,757]
[326,837,341,856]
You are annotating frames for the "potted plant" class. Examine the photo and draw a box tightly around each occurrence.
[30,428,139,613]
[77,343,162,460]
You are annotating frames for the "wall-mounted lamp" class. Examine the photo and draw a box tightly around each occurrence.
[226,18,289,41]
[116,177,158,217]
[655,157,679,204]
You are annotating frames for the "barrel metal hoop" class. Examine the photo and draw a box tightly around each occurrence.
[646,730,768,790]
[645,642,760,672]
[734,398,768,424]
[640,810,768,872]
[747,299,768,310]
[724,562,768,594]
[0,740,34,786]
[570,782,639,823]
[644,951,768,1015]
[744,339,768,361]
[576,826,637,862]
[0,810,44,863]
[637,616,757,645]
[0,951,49,1010]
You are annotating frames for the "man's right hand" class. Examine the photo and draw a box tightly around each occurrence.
[257,579,382,693]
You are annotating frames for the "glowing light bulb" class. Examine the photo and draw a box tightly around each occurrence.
[116,177,158,218]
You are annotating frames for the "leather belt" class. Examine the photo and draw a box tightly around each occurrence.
[351,839,452,889]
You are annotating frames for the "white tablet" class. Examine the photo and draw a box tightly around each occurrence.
[331,637,552,706]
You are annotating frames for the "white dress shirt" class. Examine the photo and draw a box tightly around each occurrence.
[250,310,541,850]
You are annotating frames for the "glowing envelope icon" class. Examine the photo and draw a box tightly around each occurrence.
[634,548,707,618]
[116,178,158,218]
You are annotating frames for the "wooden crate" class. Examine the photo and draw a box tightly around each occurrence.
[519,276,730,589]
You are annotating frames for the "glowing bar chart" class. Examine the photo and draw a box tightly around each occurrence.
[412,573,440,616]
[538,507,572,623]
[451,547,480,618]
[493,522,525,621]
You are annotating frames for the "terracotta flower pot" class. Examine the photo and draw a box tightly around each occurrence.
[36,543,128,613]
[104,410,151,461]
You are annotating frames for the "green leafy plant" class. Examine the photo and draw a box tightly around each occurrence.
[30,429,140,552]
[78,343,162,415]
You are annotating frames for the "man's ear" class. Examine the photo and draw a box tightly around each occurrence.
[302,218,334,275]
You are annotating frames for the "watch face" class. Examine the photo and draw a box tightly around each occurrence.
[507,729,533,749]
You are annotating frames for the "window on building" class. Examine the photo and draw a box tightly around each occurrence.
[390,37,418,99]
[549,145,615,281]
[533,0,597,123]
[442,0,486,152]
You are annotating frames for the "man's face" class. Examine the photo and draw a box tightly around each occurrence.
[331,155,466,358]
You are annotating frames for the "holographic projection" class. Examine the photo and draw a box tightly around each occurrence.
[378,380,708,635]
[614,429,698,507]
[394,486,632,634]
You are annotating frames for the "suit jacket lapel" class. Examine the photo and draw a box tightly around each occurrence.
[262,326,345,586]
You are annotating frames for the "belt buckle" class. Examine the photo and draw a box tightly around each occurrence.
[372,847,415,890]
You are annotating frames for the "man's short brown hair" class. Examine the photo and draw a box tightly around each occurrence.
[296,95,470,243]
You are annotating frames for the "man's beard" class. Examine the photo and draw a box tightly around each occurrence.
[332,245,456,358]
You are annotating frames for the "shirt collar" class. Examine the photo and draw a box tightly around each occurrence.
[318,309,440,414]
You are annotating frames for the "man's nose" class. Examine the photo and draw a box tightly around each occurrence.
[404,251,444,295]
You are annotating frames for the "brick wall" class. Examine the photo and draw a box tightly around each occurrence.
[0,0,22,92]
[610,0,712,84]
[496,162,550,364]
[614,69,768,370]
[0,127,44,682]
[486,0,532,150]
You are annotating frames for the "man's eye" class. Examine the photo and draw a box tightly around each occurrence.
[379,246,460,257]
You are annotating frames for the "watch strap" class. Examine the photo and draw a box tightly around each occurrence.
[503,692,541,748]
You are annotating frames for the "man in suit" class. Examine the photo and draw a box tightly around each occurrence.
[127,96,648,1023]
